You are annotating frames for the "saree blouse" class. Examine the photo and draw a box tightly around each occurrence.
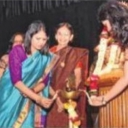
[9,45,27,84]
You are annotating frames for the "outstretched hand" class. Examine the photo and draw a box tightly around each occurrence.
[56,97,64,113]
[89,95,105,106]
[39,91,58,109]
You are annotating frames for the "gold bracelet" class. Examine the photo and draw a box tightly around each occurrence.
[101,96,107,105]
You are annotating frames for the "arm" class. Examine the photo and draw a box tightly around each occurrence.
[32,79,57,97]
[0,54,8,67]
[103,48,128,102]
[74,67,82,89]
[0,54,8,78]
[33,73,56,96]
[9,46,53,108]
[32,80,45,93]
[32,73,51,93]
[90,49,128,106]
[74,60,83,89]
[15,81,54,108]
[31,73,58,100]
[104,60,128,102]
[15,81,42,102]
[0,68,4,78]
[48,80,64,112]
[49,86,56,96]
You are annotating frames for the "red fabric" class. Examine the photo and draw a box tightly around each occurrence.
[90,74,99,90]
[50,46,83,69]
[47,46,89,128]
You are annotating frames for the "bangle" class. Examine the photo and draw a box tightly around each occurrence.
[101,96,107,105]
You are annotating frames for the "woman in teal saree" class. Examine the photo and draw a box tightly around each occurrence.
[0,20,58,128]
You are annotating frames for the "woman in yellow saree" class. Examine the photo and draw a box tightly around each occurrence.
[0,20,58,128]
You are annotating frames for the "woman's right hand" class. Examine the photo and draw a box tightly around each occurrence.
[89,95,106,106]
[40,92,58,108]
[37,96,53,109]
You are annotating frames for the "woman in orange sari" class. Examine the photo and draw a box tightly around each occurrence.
[46,22,89,128]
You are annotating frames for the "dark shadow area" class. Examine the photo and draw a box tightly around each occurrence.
[0,1,105,66]
[0,1,106,127]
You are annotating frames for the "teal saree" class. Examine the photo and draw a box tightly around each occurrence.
[0,51,56,128]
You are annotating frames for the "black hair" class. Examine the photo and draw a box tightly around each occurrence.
[55,22,74,43]
[24,20,49,55]
[55,22,74,35]
[6,32,24,53]
[98,0,128,45]
[9,32,24,44]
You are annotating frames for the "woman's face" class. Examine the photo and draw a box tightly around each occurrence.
[102,20,112,32]
[13,34,24,47]
[55,26,73,46]
[31,30,47,52]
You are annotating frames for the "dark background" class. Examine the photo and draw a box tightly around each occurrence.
[0,1,107,127]
[0,0,105,66]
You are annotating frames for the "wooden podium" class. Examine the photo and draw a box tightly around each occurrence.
[98,69,128,128]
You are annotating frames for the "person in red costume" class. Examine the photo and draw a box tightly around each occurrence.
[46,22,89,128]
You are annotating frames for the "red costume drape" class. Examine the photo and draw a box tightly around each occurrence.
[47,46,89,128]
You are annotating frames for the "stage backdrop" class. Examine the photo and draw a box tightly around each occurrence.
[0,0,105,65]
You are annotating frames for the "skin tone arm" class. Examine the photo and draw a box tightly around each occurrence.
[91,48,128,106]
[74,67,82,89]
[48,83,65,113]
[104,61,128,101]
[32,80,45,93]
[0,55,8,78]
[15,81,54,108]
[32,78,62,112]
[0,68,4,78]
[30,79,58,102]
[32,78,58,97]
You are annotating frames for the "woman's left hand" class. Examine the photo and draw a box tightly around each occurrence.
[56,97,64,113]
[52,91,58,100]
